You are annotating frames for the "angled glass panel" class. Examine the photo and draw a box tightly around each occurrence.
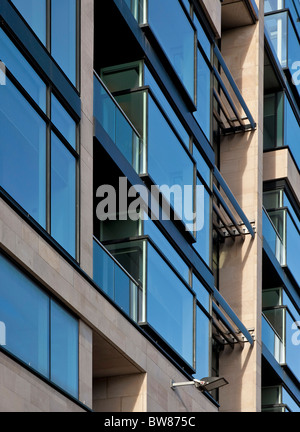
[194,177,211,266]
[144,219,190,284]
[147,95,194,229]
[93,240,115,299]
[147,243,194,366]
[0,77,46,227]
[51,133,76,257]
[285,307,300,380]
[265,12,288,68]
[195,48,211,140]
[193,275,210,312]
[50,300,79,398]
[147,0,195,99]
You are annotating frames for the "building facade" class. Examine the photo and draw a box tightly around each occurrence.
[0,0,299,412]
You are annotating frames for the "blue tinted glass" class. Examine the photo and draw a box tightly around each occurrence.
[193,275,210,311]
[51,133,76,257]
[194,306,210,379]
[147,244,194,366]
[11,0,46,45]
[144,66,190,148]
[282,388,300,412]
[0,28,46,111]
[147,96,194,229]
[0,253,49,377]
[286,213,300,287]
[194,16,211,60]
[50,300,78,398]
[194,178,211,266]
[285,98,300,172]
[148,0,195,99]
[51,94,76,149]
[0,77,46,227]
[93,240,115,299]
[195,49,211,139]
[115,265,131,315]
[193,145,211,187]
[51,0,77,85]
[144,219,190,283]
[285,310,300,381]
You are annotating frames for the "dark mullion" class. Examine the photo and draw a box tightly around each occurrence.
[46,0,51,54]
[46,86,52,235]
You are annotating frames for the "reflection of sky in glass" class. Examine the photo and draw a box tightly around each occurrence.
[148,0,195,99]
[147,244,194,366]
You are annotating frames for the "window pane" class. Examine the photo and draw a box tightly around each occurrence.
[195,49,211,140]
[0,77,46,227]
[51,94,76,149]
[147,244,194,366]
[50,300,78,398]
[0,28,46,111]
[194,16,211,60]
[144,65,190,148]
[147,95,194,230]
[193,144,211,187]
[11,0,46,45]
[51,0,77,85]
[144,219,190,284]
[194,306,210,379]
[193,275,210,312]
[148,0,195,99]
[194,177,211,266]
[51,133,76,257]
[0,253,49,377]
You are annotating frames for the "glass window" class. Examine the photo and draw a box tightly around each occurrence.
[193,144,211,187]
[0,253,49,377]
[147,95,194,229]
[51,94,76,149]
[286,310,300,381]
[51,133,76,257]
[147,244,194,366]
[194,15,211,61]
[144,219,190,283]
[51,0,77,85]
[0,28,46,111]
[0,77,46,227]
[193,275,210,312]
[194,305,210,379]
[50,300,79,398]
[194,177,211,266]
[11,0,46,45]
[144,65,190,148]
[148,0,195,99]
[195,49,211,140]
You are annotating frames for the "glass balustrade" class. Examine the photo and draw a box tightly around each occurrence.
[93,237,143,323]
[262,313,285,363]
[263,207,286,265]
[93,73,143,174]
